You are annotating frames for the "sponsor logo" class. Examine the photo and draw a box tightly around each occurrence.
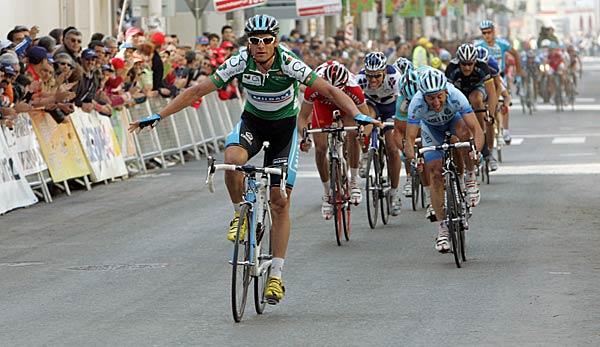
[291,61,307,75]
[273,157,287,165]
[240,131,254,145]
[242,73,263,86]
[249,90,293,103]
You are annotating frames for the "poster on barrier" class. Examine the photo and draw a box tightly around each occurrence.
[0,126,38,214]
[2,114,47,176]
[29,110,90,182]
[110,108,137,158]
[70,109,128,182]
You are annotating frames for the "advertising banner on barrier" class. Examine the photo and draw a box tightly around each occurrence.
[70,109,128,182]
[110,109,137,159]
[29,110,90,182]
[2,114,47,176]
[296,0,342,17]
[0,126,38,214]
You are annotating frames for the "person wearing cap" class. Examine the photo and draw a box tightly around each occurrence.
[72,48,101,112]
[195,36,210,53]
[412,37,430,68]
[25,46,53,82]
[125,27,145,45]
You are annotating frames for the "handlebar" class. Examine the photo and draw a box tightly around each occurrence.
[419,141,473,154]
[205,155,288,199]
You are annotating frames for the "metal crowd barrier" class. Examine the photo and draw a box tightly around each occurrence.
[1,92,242,214]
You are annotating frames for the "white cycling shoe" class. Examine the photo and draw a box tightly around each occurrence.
[321,196,333,220]
[435,222,450,253]
[350,183,362,205]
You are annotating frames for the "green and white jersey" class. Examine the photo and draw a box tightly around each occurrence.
[210,45,318,120]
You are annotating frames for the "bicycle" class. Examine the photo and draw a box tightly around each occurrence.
[473,107,492,185]
[364,121,394,229]
[554,73,564,112]
[205,142,287,322]
[410,137,425,211]
[304,110,363,246]
[419,132,475,268]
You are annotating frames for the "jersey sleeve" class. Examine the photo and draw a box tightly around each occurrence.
[407,96,424,125]
[449,86,474,115]
[280,49,318,86]
[345,85,366,106]
[210,49,248,88]
[394,95,408,120]
[303,86,318,104]
[488,57,500,76]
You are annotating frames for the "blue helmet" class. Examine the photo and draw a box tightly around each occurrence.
[400,70,419,100]
[480,20,495,30]
[476,46,490,63]
[244,15,280,36]
[418,68,447,95]
[364,52,387,71]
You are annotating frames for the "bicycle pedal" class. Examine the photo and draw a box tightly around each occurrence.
[266,297,279,305]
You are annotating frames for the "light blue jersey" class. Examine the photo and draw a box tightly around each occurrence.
[475,38,512,71]
[408,84,473,127]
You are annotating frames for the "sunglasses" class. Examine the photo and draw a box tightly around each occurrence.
[366,73,383,79]
[481,30,493,35]
[248,36,275,45]
[58,62,73,68]
[460,62,475,67]
[69,38,82,43]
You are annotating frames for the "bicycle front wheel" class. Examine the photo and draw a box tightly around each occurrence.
[232,204,251,322]
[331,158,343,246]
[254,209,271,314]
[365,149,379,229]
[445,174,462,268]
[379,145,390,225]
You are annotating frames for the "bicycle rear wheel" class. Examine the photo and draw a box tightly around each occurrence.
[420,180,426,209]
[379,145,390,225]
[254,209,271,314]
[411,170,420,211]
[445,174,462,268]
[232,204,251,322]
[342,171,351,242]
[331,158,343,246]
[365,149,379,229]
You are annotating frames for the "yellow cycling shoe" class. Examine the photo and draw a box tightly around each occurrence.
[227,211,248,242]
[265,276,285,305]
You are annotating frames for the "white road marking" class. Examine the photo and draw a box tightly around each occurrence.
[297,163,600,178]
[513,132,600,139]
[559,152,595,157]
[552,137,586,144]
[513,104,600,111]
[510,138,524,145]
[493,163,600,175]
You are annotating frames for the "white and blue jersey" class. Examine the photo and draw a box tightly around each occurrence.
[475,38,512,71]
[408,84,474,162]
[357,65,401,120]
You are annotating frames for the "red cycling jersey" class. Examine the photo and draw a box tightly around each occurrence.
[303,74,366,128]
[548,50,564,71]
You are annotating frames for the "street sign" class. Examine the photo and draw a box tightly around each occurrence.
[214,0,267,13]
[296,0,342,17]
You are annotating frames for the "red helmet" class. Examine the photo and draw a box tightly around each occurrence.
[315,60,349,88]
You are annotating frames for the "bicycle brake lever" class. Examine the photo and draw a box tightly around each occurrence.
[206,156,216,193]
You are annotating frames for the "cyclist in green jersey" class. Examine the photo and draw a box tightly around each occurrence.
[129,14,375,304]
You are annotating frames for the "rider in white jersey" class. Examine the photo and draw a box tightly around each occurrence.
[356,52,404,215]
[404,69,483,252]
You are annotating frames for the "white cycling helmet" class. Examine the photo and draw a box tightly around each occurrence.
[364,52,387,71]
[456,43,478,63]
[418,68,447,95]
[394,57,413,75]
[316,61,349,88]
[480,20,495,31]
[244,14,280,36]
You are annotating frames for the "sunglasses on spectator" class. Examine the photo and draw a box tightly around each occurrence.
[58,62,73,68]
[481,30,493,35]
[248,36,275,45]
[366,73,383,79]
[460,62,475,67]
[69,38,82,43]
